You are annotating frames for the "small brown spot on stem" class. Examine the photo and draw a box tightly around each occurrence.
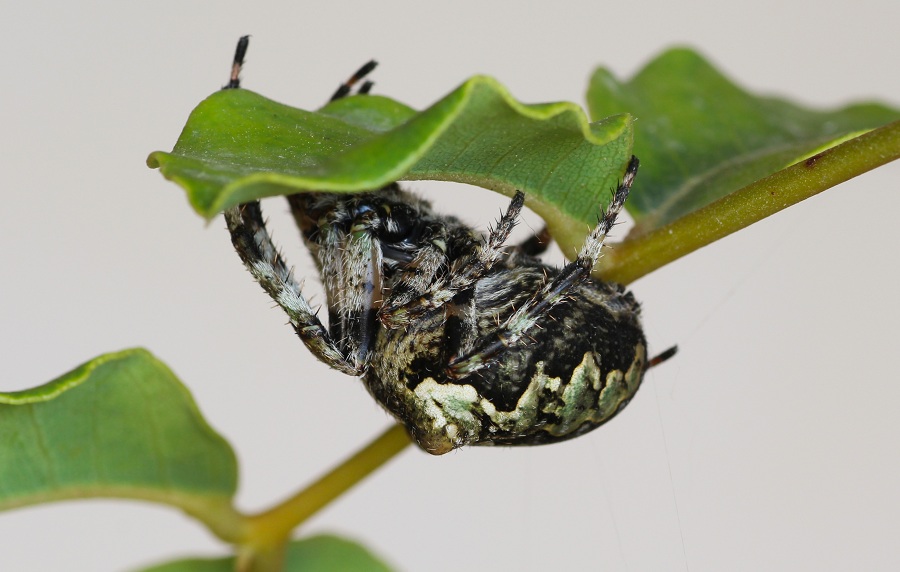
[805,151,826,168]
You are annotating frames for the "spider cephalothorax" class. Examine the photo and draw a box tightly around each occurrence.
[223,37,671,454]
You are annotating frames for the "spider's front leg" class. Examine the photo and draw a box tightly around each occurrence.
[447,156,639,377]
[378,191,526,328]
[314,204,387,369]
[289,192,406,372]
[224,201,362,376]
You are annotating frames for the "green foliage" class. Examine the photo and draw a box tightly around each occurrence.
[0,349,237,521]
[0,350,399,570]
[587,48,900,235]
[5,46,898,572]
[147,77,633,254]
[137,535,392,572]
[148,48,898,258]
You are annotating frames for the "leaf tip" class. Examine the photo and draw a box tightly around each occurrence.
[146,151,163,169]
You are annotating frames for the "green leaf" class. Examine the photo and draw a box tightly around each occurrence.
[136,535,394,572]
[595,120,900,285]
[148,76,633,254]
[587,47,900,235]
[0,349,239,531]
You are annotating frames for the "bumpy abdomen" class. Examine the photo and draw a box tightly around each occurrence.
[365,268,646,454]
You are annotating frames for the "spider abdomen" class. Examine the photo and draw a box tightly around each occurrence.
[365,263,647,455]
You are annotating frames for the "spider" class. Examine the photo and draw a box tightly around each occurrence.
[222,37,675,455]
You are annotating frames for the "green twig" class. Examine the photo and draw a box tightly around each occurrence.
[595,120,900,285]
[238,423,411,565]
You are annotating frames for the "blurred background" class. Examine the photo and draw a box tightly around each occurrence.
[1,1,898,570]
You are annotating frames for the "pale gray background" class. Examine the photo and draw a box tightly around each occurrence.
[1,1,898,570]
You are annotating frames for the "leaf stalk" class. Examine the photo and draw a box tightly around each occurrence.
[596,120,900,285]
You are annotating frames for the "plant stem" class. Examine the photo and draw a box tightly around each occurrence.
[595,119,900,285]
[241,423,411,551]
[235,544,286,572]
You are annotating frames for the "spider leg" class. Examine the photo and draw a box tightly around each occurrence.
[513,226,553,257]
[379,191,525,328]
[220,40,382,372]
[647,345,678,369]
[329,60,378,101]
[224,202,362,376]
[314,207,385,368]
[288,192,396,370]
[377,226,452,311]
[447,157,639,377]
[223,35,250,89]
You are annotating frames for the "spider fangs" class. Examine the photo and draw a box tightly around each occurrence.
[222,37,675,454]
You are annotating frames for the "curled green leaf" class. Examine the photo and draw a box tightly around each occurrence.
[148,76,633,254]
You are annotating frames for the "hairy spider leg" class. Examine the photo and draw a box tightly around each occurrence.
[325,56,529,330]
[219,38,367,374]
[375,220,458,312]
[378,191,526,328]
[224,202,362,376]
[447,156,639,377]
[307,203,388,370]
[224,35,250,89]
[330,59,378,101]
